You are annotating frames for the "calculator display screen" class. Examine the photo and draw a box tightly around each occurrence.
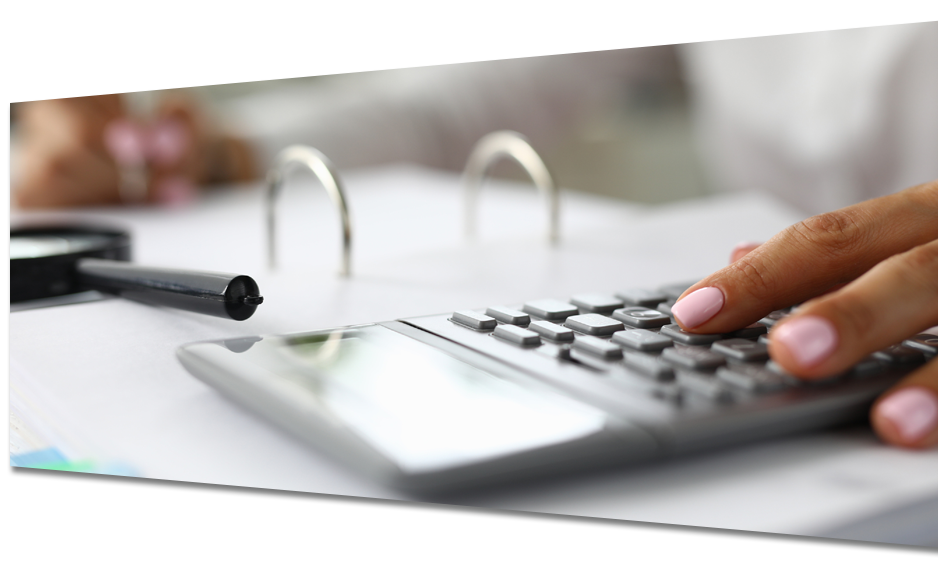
[241,325,607,473]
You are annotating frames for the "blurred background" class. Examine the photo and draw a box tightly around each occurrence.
[12,20,708,203]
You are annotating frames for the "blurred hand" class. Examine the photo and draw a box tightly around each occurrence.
[670,181,938,449]
[14,94,256,208]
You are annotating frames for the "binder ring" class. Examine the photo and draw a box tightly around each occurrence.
[265,145,352,276]
[462,131,559,245]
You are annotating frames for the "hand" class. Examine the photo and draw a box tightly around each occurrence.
[670,181,938,449]
[13,94,256,208]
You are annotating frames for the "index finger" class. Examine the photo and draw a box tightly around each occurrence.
[671,182,938,332]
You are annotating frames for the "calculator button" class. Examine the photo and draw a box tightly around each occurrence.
[657,300,676,316]
[659,281,697,300]
[570,294,623,315]
[528,320,575,342]
[851,356,887,378]
[615,288,668,308]
[903,334,938,356]
[659,324,723,345]
[758,334,770,345]
[612,329,673,352]
[537,343,572,360]
[523,299,579,321]
[451,310,497,330]
[676,370,734,402]
[711,339,769,362]
[565,314,626,336]
[716,364,792,393]
[613,307,672,329]
[484,306,530,326]
[760,310,789,326]
[493,324,541,347]
[573,335,623,359]
[729,322,769,340]
[661,346,726,371]
[623,351,675,381]
[874,345,927,365]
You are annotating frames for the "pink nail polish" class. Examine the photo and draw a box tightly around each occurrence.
[147,119,189,166]
[153,176,197,207]
[671,287,725,329]
[772,316,838,368]
[104,120,147,165]
[878,387,938,442]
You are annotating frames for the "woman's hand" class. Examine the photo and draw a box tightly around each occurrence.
[670,181,938,448]
[14,94,256,208]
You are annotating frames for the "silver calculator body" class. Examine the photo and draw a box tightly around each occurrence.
[176,282,936,492]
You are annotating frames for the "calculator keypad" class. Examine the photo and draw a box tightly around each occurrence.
[438,282,932,408]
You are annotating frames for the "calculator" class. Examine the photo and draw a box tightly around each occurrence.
[176,280,938,492]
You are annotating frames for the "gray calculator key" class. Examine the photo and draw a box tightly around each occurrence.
[661,346,726,371]
[493,324,541,346]
[451,310,497,330]
[573,335,623,359]
[612,329,673,352]
[676,370,734,402]
[659,324,723,345]
[766,361,843,386]
[874,344,926,365]
[565,314,625,336]
[615,288,668,308]
[537,344,572,360]
[570,294,623,315]
[716,364,792,393]
[623,351,675,381]
[657,300,675,316]
[711,338,769,362]
[760,310,789,326]
[852,356,887,378]
[528,320,575,342]
[758,334,770,345]
[659,281,697,300]
[730,322,769,340]
[613,307,672,329]
[903,333,938,356]
[485,306,530,325]
[523,299,579,321]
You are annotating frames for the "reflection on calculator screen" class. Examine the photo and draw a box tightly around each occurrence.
[256,325,607,472]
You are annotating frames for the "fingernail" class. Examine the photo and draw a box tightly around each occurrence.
[153,176,197,207]
[147,119,189,166]
[104,119,147,165]
[877,387,938,442]
[671,287,725,329]
[772,315,838,368]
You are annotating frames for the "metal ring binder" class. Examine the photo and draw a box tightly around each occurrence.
[265,145,352,276]
[462,131,559,245]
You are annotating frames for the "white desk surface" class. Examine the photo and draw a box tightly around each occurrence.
[10,165,938,545]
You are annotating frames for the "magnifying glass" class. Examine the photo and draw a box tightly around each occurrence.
[10,224,264,321]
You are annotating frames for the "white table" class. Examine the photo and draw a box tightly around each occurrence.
[10,165,938,546]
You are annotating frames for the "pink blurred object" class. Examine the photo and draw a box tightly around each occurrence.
[153,176,197,207]
[104,119,147,165]
[147,118,189,166]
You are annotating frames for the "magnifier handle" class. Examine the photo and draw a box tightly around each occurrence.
[76,258,264,321]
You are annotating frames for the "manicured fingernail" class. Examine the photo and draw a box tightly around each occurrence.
[772,315,838,368]
[877,387,938,442]
[104,119,147,164]
[147,119,189,166]
[153,176,196,207]
[671,287,724,329]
